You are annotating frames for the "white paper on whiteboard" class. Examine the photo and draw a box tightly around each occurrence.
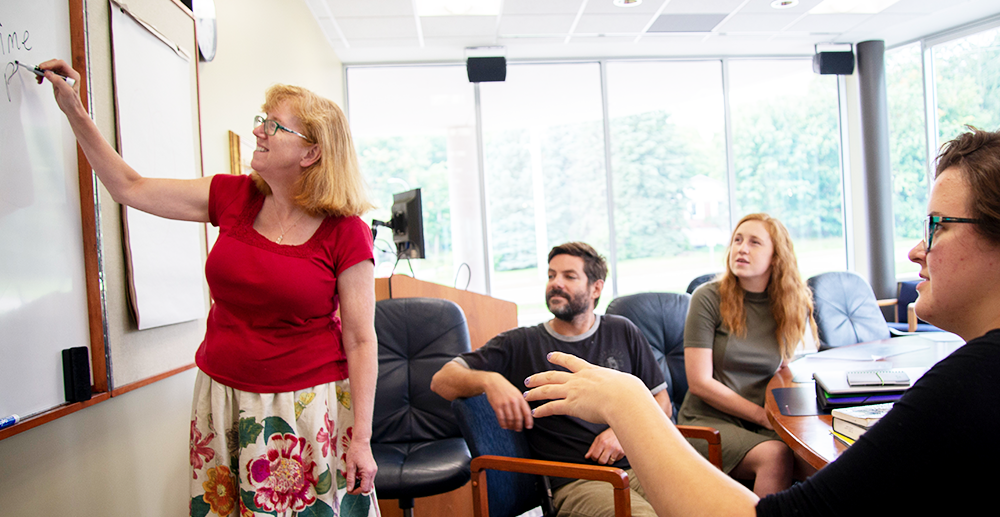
[110,3,206,329]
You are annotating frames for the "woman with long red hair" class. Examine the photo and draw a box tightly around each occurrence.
[678,213,815,496]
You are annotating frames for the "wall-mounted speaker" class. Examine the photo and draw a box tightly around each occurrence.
[467,57,506,83]
[813,51,855,75]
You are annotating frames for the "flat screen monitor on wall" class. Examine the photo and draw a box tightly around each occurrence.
[389,188,425,259]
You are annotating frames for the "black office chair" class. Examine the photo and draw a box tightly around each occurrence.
[808,271,891,350]
[686,273,719,295]
[372,297,472,517]
[606,292,692,418]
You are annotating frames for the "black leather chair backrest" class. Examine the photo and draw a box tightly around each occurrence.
[373,297,471,443]
[686,273,719,295]
[606,292,691,417]
[808,271,890,350]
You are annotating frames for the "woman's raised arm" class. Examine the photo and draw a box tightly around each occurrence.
[38,59,211,222]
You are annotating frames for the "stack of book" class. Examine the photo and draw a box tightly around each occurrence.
[813,370,910,410]
[830,402,894,446]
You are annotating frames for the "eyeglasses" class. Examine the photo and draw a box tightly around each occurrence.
[923,215,981,251]
[254,115,312,142]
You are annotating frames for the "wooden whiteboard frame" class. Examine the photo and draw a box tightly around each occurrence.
[0,0,108,441]
[1,0,206,441]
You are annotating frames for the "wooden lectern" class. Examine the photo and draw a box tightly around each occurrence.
[374,275,518,517]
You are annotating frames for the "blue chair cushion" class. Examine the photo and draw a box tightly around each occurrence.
[453,394,548,517]
[808,272,891,349]
[892,280,944,332]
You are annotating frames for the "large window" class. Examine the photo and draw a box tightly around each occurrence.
[347,66,481,289]
[887,23,1000,279]
[932,26,1000,143]
[728,60,847,278]
[605,61,729,295]
[886,43,927,277]
[347,57,853,324]
[481,63,609,325]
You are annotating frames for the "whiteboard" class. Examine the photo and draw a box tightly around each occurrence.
[0,0,92,418]
[110,3,206,330]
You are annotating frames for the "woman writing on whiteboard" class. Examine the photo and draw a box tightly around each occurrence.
[522,128,1000,515]
[39,60,380,517]
[677,213,815,496]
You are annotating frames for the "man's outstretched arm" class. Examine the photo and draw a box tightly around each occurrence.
[431,361,535,431]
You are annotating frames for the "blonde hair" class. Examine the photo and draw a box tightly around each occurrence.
[251,84,374,217]
[718,213,817,360]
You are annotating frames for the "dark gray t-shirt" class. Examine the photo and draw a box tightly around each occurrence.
[456,314,665,488]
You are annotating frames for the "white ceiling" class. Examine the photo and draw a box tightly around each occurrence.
[303,0,1000,64]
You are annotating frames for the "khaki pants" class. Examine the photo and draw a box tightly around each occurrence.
[551,468,657,517]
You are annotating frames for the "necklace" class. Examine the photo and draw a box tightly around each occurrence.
[274,204,306,245]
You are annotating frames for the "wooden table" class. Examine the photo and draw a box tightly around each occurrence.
[764,334,964,471]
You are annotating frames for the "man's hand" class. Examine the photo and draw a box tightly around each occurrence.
[585,427,625,465]
[485,374,534,431]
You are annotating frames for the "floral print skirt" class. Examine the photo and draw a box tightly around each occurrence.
[189,370,380,517]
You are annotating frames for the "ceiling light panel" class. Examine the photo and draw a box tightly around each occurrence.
[648,13,729,32]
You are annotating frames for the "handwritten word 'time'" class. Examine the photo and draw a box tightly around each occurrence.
[1,22,33,56]
[2,22,34,103]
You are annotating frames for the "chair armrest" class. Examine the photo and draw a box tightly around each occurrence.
[877,297,898,308]
[471,455,629,487]
[907,302,917,333]
[470,456,631,517]
[678,425,723,470]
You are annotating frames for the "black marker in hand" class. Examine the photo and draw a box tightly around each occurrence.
[15,60,76,87]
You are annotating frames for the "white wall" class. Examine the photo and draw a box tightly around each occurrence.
[199,0,345,179]
[0,1,343,515]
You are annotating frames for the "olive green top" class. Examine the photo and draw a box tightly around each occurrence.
[682,281,780,408]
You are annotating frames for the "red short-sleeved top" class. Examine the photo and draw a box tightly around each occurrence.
[195,174,374,393]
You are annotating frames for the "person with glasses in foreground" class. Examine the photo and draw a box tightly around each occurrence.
[39,60,380,517]
[523,128,1000,516]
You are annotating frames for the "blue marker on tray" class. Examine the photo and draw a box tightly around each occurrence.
[14,60,77,87]
[0,414,19,430]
